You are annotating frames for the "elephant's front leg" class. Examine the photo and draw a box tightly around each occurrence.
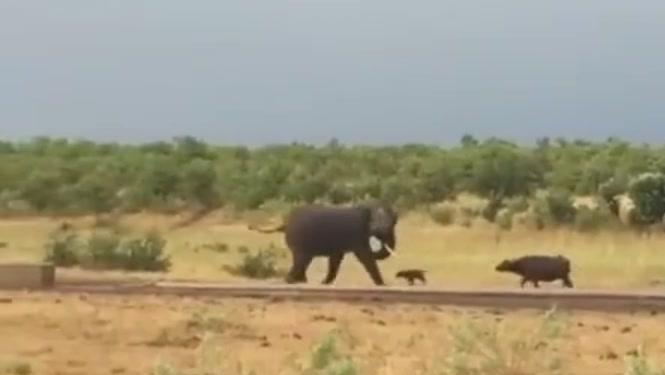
[322,253,344,285]
[353,249,385,286]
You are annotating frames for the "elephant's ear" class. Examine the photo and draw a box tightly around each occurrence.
[358,205,373,229]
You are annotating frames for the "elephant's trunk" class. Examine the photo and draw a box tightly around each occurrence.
[372,248,392,260]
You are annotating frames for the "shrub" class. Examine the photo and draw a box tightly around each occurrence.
[546,190,577,224]
[628,173,665,226]
[307,332,359,375]
[482,198,504,223]
[504,196,529,214]
[532,190,577,226]
[225,245,284,279]
[624,345,665,375]
[599,176,628,216]
[495,209,513,231]
[43,228,82,267]
[84,230,123,269]
[45,227,170,272]
[120,230,171,272]
[429,203,456,226]
[574,204,614,232]
[439,307,567,375]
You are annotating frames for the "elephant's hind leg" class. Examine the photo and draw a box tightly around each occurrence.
[353,250,385,286]
[286,251,313,284]
[322,253,344,285]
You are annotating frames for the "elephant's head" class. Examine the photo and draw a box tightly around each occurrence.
[360,203,398,260]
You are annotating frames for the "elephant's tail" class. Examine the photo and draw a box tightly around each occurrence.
[247,223,286,234]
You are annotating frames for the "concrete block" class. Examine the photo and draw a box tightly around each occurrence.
[0,263,55,289]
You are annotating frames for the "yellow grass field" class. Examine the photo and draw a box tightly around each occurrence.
[1,291,664,375]
[0,211,663,289]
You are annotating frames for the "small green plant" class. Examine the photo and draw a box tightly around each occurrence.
[303,331,359,375]
[540,305,570,340]
[311,334,340,370]
[226,246,283,279]
[624,345,665,375]
[151,360,180,375]
[187,311,229,333]
[439,309,567,375]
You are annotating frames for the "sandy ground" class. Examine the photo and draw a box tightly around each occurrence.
[1,292,664,375]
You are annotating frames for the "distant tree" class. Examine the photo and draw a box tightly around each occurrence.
[628,173,665,226]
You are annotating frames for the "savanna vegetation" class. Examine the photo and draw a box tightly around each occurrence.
[1,136,665,232]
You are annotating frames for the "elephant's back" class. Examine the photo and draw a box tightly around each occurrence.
[284,206,366,252]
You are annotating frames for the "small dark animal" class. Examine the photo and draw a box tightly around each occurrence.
[395,269,427,286]
[495,255,573,288]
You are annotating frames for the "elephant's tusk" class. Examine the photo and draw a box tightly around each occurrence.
[384,244,397,257]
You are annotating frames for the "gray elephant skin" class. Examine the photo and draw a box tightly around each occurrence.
[249,203,398,286]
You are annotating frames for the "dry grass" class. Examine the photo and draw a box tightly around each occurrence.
[0,212,664,289]
[0,292,664,375]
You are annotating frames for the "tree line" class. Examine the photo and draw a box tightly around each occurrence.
[1,135,664,227]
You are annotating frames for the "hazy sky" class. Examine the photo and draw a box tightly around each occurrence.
[2,1,665,145]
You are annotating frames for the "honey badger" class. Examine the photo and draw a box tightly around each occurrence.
[395,269,427,286]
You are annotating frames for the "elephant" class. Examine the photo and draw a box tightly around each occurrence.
[248,202,398,286]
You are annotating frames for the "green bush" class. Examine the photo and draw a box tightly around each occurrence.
[45,227,170,272]
[628,173,665,226]
[306,332,359,375]
[44,228,82,267]
[84,230,123,269]
[624,345,665,375]
[533,190,577,226]
[120,231,171,272]
[225,245,284,279]
[546,190,577,224]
